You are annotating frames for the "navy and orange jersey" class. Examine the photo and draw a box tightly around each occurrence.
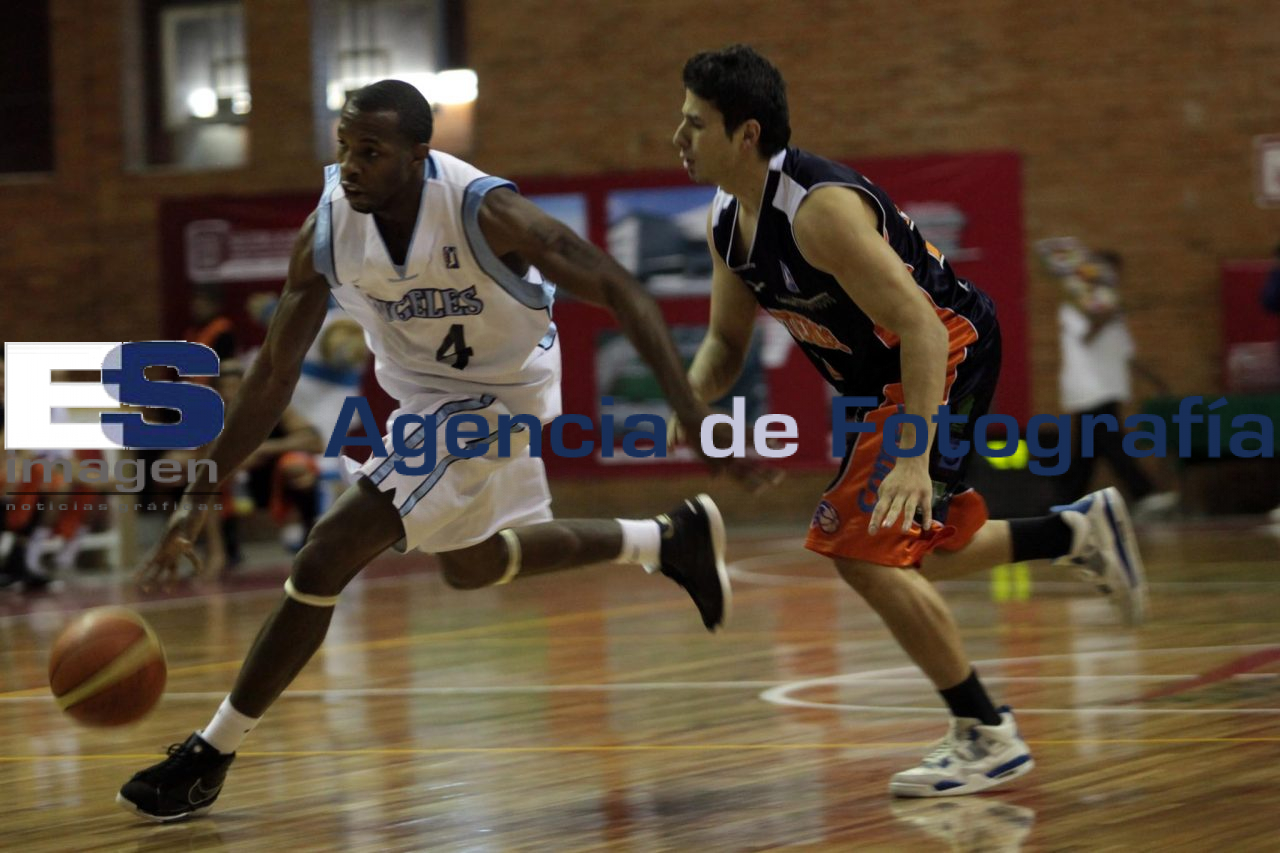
[710,147,999,402]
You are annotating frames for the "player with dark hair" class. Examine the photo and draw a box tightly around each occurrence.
[673,45,1147,797]
[117,78,772,822]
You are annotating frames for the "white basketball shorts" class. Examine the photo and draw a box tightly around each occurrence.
[353,391,552,554]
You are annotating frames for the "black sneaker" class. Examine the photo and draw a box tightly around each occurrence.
[116,733,235,822]
[650,494,730,631]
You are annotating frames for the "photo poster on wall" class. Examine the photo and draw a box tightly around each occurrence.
[156,151,1025,478]
[605,186,715,295]
[528,151,1028,476]
[599,186,769,464]
[527,193,589,240]
[593,325,768,465]
[1220,260,1280,393]
[528,185,779,473]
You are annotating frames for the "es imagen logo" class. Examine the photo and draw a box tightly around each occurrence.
[4,342,224,450]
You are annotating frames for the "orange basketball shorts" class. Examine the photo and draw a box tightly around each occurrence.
[805,329,1002,568]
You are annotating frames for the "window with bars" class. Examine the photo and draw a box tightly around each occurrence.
[130,0,249,170]
[311,0,472,159]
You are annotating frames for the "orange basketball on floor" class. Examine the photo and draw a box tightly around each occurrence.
[48,607,167,727]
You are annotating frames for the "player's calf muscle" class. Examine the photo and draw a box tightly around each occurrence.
[439,537,506,589]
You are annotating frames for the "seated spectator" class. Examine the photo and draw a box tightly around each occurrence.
[186,361,325,578]
[244,298,371,516]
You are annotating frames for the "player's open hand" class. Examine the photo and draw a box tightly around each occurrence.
[868,458,933,535]
[674,413,784,494]
[716,456,785,493]
[135,504,210,592]
[666,413,689,454]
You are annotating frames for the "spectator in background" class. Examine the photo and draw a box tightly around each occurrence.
[0,355,54,592]
[142,286,239,431]
[216,361,325,571]
[186,288,237,361]
[245,294,372,515]
[1,363,108,592]
[160,360,325,579]
[289,304,371,515]
[1057,250,1177,518]
[1,450,60,592]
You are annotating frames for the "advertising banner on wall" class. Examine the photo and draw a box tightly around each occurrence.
[522,151,1028,477]
[1221,260,1280,392]
[160,150,1026,478]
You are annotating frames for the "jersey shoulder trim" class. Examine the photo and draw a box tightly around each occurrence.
[461,176,555,310]
[314,164,342,288]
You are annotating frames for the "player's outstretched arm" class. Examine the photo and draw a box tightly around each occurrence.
[476,188,707,430]
[196,213,331,489]
[793,187,949,533]
[666,209,760,453]
[138,214,331,589]
[476,187,777,491]
[687,209,758,404]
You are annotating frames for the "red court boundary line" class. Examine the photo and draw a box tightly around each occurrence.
[1131,647,1280,703]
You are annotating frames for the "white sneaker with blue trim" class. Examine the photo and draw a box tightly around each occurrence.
[1054,486,1148,626]
[890,707,1034,798]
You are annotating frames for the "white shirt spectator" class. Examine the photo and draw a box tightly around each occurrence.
[1058,303,1135,413]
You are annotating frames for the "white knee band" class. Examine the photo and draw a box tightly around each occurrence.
[495,529,521,585]
[284,577,341,607]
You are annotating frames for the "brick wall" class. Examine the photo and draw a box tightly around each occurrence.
[3,0,1278,414]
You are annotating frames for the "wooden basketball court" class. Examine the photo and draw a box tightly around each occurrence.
[3,519,1279,851]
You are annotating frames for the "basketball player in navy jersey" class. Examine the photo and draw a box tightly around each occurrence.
[117,80,774,822]
[672,45,1147,797]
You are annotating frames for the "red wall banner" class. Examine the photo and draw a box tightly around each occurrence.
[159,150,1027,478]
[1220,260,1280,392]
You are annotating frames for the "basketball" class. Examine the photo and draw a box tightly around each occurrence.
[48,607,167,727]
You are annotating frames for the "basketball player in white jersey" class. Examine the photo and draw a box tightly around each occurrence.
[118,80,771,822]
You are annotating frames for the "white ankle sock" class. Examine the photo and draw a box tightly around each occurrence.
[614,519,661,569]
[200,696,260,755]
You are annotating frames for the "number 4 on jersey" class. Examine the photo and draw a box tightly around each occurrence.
[435,323,473,370]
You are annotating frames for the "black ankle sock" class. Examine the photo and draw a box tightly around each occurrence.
[1008,514,1074,562]
[939,669,1001,725]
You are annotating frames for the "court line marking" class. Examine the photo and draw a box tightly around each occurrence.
[0,581,805,695]
[725,541,1280,590]
[760,644,1280,715]
[1131,646,1280,702]
[0,674,1232,704]
[730,563,1280,592]
[3,737,1279,764]
[3,543,1273,713]
[3,668,1274,713]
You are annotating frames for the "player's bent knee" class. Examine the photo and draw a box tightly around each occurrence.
[439,536,508,590]
[834,559,911,596]
[287,542,346,600]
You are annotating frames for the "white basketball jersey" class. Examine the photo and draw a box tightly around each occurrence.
[313,152,561,422]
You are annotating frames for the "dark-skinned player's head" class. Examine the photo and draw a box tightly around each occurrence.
[337,79,434,214]
[680,45,788,183]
